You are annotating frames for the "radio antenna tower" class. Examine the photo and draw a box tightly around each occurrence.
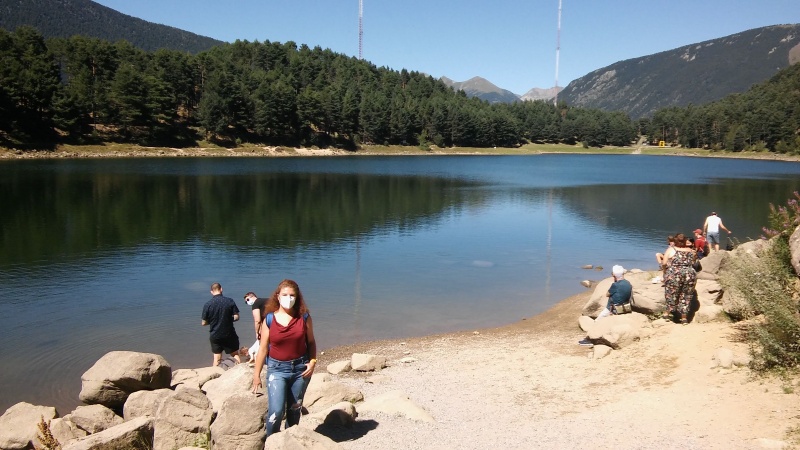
[554,0,562,106]
[358,0,363,59]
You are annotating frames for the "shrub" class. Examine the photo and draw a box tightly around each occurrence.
[762,191,800,239]
[719,237,800,370]
[37,416,61,450]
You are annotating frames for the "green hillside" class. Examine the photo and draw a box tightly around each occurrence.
[0,0,223,53]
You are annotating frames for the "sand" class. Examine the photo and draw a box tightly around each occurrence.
[315,291,799,450]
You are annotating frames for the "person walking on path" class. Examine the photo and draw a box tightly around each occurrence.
[201,282,241,367]
[251,279,317,437]
[703,211,731,252]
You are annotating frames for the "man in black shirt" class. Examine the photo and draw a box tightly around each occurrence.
[201,282,241,367]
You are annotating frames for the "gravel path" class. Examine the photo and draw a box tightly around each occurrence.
[310,292,798,450]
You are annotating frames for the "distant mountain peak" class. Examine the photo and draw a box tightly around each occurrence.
[440,76,521,104]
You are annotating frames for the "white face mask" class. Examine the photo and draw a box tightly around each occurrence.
[279,295,296,310]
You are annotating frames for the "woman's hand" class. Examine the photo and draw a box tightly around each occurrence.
[251,375,262,393]
[302,359,316,378]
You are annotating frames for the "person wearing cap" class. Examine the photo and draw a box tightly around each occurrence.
[693,229,707,258]
[703,211,731,252]
[201,282,241,367]
[578,265,632,346]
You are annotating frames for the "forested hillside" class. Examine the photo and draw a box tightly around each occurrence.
[1,26,798,154]
[560,24,800,119]
[644,62,800,152]
[0,0,222,53]
[0,27,637,150]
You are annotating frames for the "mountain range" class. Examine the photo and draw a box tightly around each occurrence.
[0,0,222,53]
[558,24,800,118]
[2,1,799,118]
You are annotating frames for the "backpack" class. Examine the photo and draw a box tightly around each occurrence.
[266,311,309,328]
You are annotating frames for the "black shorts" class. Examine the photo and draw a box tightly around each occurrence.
[210,335,240,354]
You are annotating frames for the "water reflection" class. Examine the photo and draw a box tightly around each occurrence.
[1,170,486,267]
[2,156,800,414]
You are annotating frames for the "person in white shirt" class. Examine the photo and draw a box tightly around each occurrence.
[703,211,731,252]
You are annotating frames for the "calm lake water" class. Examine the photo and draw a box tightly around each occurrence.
[2,154,800,413]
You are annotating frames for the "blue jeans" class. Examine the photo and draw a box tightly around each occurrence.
[265,356,311,437]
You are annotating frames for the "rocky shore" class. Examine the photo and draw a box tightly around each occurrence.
[2,240,799,450]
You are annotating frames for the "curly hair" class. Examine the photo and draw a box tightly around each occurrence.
[263,279,309,316]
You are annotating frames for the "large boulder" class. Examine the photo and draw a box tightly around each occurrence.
[586,313,651,349]
[790,225,800,276]
[49,417,88,448]
[583,273,666,316]
[264,425,343,450]
[304,374,364,413]
[305,401,358,428]
[172,367,223,390]
[79,351,172,409]
[582,277,614,317]
[0,402,58,450]
[350,353,387,372]
[697,249,727,276]
[209,393,268,450]
[357,390,435,423]
[123,388,175,420]
[153,388,213,450]
[201,364,253,413]
[64,404,123,434]
[62,416,153,450]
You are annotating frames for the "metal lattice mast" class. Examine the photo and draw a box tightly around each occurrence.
[554,0,562,106]
[358,0,363,60]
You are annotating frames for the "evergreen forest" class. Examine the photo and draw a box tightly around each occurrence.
[0,26,798,154]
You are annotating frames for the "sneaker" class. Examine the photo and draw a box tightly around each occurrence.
[578,338,594,347]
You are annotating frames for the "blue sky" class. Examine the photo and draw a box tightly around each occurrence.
[92,0,798,95]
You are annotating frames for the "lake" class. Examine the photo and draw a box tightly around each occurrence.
[2,154,800,413]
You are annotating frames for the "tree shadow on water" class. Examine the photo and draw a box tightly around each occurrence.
[313,419,379,443]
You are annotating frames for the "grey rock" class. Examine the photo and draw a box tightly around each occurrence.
[357,390,435,423]
[201,364,253,413]
[153,388,213,450]
[351,353,387,372]
[210,393,268,450]
[790,225,800,276]
[123,388,175,420]
[304,374,364,413]
[592,345,613,359]
[264,425,343,450]
[586,313,651,349]
[713,348,735,369]
[62,416,153,450]
[79,351,171,409]
[306,401,357,427]
[325,360,352,375]
[65,404,123,434]
[49,417,88,448]
[0,402,59,450]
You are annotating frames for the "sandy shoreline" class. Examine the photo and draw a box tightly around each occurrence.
[314,290,799,450]
[3,144,800,162]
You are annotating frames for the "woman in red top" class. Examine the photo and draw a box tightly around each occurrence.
[251,279,317,437]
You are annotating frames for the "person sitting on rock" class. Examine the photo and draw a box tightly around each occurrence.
[654,235,675,282]
[579,265,632,347]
